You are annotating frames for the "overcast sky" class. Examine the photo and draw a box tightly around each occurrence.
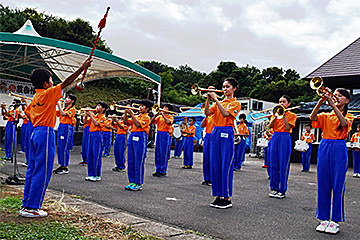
[3,0,360,77]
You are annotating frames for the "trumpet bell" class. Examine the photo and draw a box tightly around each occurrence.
[310,76,323,90]
[152,104,160,114]
[191,84,199,95]
[273,105,285,119]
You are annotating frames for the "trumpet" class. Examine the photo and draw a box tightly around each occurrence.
[191,83,223,95]
[233,120,241,145]
[9,92,33,101]
[179,103,205,112]
[76,108,96,116]
[310,76,339,104]
[109,101,139,111]
[152,104,179,116]
[251,105,300,121]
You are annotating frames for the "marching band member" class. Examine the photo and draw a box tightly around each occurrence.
[167,124,174,161]
[200,115,214,186]
[53,94,77,175]
[350,124,360,178]
[79,115,90,165]
[268,95,297,199]
[262,121,273,178]
[301,124,315,172]
[85,102,107,182]
[310,88,353,234]
[181,117,196,169]
[151,104,174,177]
[205,77,241,209]
[21,59,91,218]
[102,117,113,157]
[233,114,249,171]
[123,100,152,191]
[1,99,21,161]
[112,115,129,172]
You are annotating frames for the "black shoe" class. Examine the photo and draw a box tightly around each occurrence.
[158,173,166,178]
[210,197,221,208]
[182,165,192,169]
[152,172,160,177]
[53,166,68,174]
[112,167,123,172]
[216,199,232,209]
[202,180,212,186]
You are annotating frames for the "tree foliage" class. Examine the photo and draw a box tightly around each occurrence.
[0,4,112,53]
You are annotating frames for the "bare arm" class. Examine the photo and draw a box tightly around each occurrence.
[61,59,92,90]
[310,99,324,121]
[57,103,68,116]
[125,109,141,128]
[208,92,230,117]
[200,116,207,128]
[87,111,99,126]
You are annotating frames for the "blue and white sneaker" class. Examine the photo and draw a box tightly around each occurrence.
[130,184,142,191]
[95,176,101,181]
[125,183,136,190]
[85,176,97,182]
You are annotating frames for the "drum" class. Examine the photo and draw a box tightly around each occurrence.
[294,140,309,152]
[257,138,269,148]
[352,143,360,151]
[173,124,181,139]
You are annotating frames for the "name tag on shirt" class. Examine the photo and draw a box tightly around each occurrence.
[133,136,139,141]
[221,133,229,138]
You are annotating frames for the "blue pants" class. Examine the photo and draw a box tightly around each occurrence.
[353,150,360,174]
[183,136,194,166]
[82,126,90,163]
[210,126,235,198]
[87,131,103,177]
[57,123,71,167]
[127,132,147,185]
[102,131,112,156]
[264,146,271,177]
[174,137,184,157]
[155,131,170,174]
[269,132,291,194]
[25,122,34,163]
[316,139,348,222]
[301,144,312,171]
[234,138,246,169]
[69,125,74,151]
[167,136,172,161]
[21,123,27,152]
[22,127,55,209]
[203,133,212,181]
[5,121,16,158]
[114,134,126,169]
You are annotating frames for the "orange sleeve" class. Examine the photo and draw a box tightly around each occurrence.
[351,134,355,142]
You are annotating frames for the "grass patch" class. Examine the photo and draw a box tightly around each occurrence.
[0,196,22,213]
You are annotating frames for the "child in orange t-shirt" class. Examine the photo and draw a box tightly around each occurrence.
[102,117,113,157]
[112,115,130,172]
[21,59,91,218]
[234,114,249,171]
[181,117,197,169]
[350,124,360,178]
[301,124,315,172]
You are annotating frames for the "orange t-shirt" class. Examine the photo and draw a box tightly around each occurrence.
[57,106,76,125]
[71,117,76,127]
[115,120,130,135]
[153,114,174,132]
[301,131,315,143]
[102,119,113,132]
[237,122,249,138]
[312,111,354,140]
[7,109,20,122]
[25,84,63,128]
[272,111,297,133]
[128,113,150,134]
[83,116,91,127]
[22,114,28,125]
[89,113,106,132]
[205,115,215,134]
[351,132,360,143]
[185,124,196,138]
[209,98,241,127]
[168,125,174,137]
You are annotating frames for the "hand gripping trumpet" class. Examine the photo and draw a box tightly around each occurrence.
[109,102,139,111]
[9,92,33,101]
[152,104,179,116]
[251,105,300,120]
[191,83,223,95]
[310,76,339,105]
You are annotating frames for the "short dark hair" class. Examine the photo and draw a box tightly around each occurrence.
[13,99,21,104]
[239,113,246,120]
[281,95,291,103]
[189,117,196,122]
[30,68,52,89]
[67,94,77,106]
[163,103,173,111]
[305,124,312,128]
[141,99,153,111]
[97,101,108,111]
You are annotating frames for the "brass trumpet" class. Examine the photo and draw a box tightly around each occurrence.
[191,83,223,95]
[109,101,139,111]
[152,104,179,116]
[76,108,96,116]
[310,76,339,104]
[179,103,205,112]
[251,105,300,120]
[9,92,33,101]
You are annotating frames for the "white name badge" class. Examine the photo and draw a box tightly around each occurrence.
[60,136,65,140]
[133,136,140,141]
[221,133,229,138]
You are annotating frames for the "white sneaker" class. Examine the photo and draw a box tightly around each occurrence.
[324,221,339,234]
[95,176,101,181]
[276,192,286,199]
[356,173,360,178]
[20,208,48,218]
[316,220,330,232]
[353,173,358,177]
[268,190,278,198]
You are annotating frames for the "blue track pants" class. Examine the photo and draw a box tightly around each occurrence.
[301,144,312,171]
[21,123,27,152]
[25,122,34,163]
[127,132,147,185]
[102,131,112,156]
[57,123,71,167]
[114,134,126,169]
[22,127,55,209]
[203,133,212,181]
[87,131,103,177]
[5,121,16,158]
[316,139,348,222]
[234,138,246,169]
[155,131,170,174]
[353,150,360,174]
[183,136,194,166]
[174,137,184,157]
[81,126,90,163]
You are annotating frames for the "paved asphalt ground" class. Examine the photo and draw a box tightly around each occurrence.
[1,144,360,239]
